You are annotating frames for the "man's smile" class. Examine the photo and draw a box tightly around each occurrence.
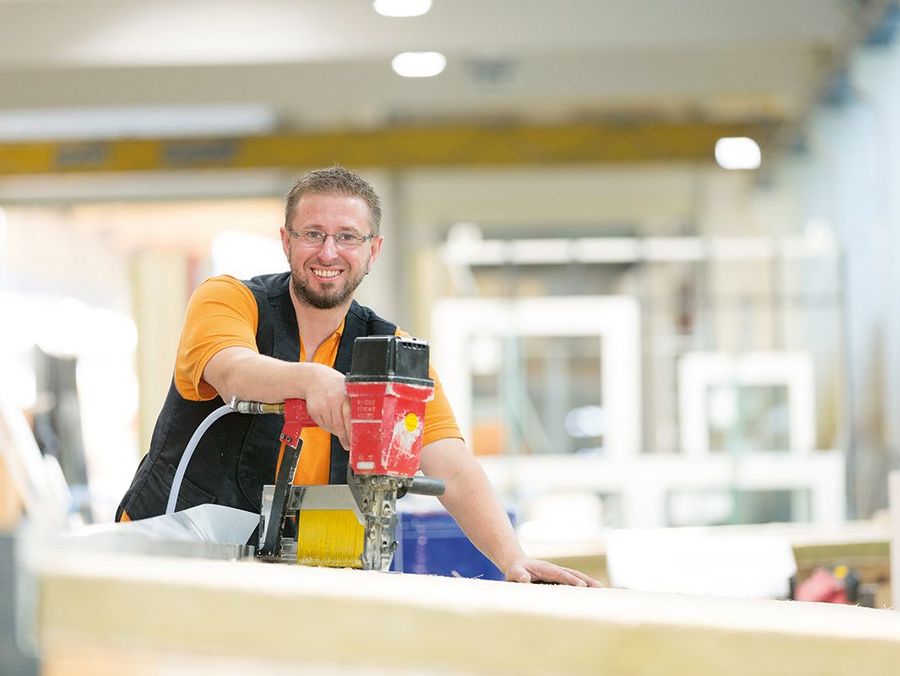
[311,267,342,280]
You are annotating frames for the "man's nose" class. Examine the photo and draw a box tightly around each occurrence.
[318,234,340,258]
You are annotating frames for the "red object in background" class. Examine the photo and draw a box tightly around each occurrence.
[794,567,853,604]
[346,380,434,477]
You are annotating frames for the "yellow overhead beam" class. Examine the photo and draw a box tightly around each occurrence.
[0,121,772,176]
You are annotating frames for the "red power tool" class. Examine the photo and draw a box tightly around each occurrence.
[239,336,444,570]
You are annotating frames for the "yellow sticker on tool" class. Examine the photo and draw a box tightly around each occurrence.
[404,412,419,432]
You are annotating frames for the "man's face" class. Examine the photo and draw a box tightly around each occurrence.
[281,192,383,310]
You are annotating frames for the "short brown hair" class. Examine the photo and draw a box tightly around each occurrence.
[284,166,382,234]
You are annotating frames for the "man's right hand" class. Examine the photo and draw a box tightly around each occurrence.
[301,363,353,450]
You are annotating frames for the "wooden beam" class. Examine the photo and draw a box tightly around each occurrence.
[0,121,773,176]
[35,550,900,675]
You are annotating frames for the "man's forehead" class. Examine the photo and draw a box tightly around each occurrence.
[290,192,372,225]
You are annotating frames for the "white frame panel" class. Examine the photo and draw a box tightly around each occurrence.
[479,452,846,528]
[678,351,816,458]
[431,296,641,459]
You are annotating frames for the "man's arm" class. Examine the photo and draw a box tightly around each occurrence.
[203,346,353,449]
[420,437,601,587]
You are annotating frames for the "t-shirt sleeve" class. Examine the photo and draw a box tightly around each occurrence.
[394,329,463,444]
[423,367,464,445]
[174,275,259,401]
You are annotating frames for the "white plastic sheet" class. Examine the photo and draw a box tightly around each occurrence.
[64,504,259,559]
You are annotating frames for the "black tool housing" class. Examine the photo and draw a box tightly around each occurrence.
[346,335,433,386]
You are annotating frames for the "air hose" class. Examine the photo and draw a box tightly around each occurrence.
[165,396,287,515]
[165,403,235,515]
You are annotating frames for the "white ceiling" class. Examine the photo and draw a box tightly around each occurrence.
[0,0,889,138]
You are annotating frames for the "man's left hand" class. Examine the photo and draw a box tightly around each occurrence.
[504,558,602,587]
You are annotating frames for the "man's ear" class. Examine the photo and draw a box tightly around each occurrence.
[367,235,384,270]
[280,226,291,259]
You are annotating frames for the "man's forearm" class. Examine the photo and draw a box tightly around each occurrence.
[440,463,525,572]
[205,347,322,403]
[203,346,352,448]
[421,438,524,572]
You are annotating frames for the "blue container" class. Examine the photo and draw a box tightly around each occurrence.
[390,510,514,580]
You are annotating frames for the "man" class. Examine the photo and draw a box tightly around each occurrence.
[118,166,598,587]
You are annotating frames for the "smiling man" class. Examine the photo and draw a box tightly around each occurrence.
[117,166,598,587]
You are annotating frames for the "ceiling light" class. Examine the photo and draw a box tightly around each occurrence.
[373,0,432,17]
[714,137,761,170]
[391,51,446,78]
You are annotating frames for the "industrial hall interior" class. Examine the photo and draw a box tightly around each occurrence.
[4,0,900,674]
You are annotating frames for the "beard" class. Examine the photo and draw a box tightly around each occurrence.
[290,265,367,310]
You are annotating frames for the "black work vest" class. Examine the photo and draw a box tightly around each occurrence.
[116,272,396,521]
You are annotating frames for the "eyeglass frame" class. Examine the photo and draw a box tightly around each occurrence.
[285,227,377,249]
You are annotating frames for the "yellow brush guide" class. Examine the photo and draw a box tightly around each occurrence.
[292,485,366,568]
[296,508,365,568]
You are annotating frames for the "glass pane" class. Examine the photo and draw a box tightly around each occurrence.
[519,335,603,455]
[467,333,604,456]
[470,334,504,455]
[472,370,504,455]
[706,384,790,452]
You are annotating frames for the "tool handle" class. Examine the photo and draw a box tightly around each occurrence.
[406,476,446,497]
[258,441,302,558]
[230,397,317,448]
[280,398,317,448]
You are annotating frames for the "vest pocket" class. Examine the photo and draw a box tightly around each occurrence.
[235,417,281,512]
[165,462,217,512]
[130,461,218,518]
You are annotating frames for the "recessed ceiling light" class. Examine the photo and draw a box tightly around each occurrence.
[391,51,446,78]
[373,0,432,17]
[714,137,761,170]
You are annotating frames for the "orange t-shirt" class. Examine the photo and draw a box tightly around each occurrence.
[173,275,461,485]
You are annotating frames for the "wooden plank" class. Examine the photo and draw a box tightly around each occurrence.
[34,550,900,675]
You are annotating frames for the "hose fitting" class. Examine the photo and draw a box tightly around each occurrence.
[229,396,285,415]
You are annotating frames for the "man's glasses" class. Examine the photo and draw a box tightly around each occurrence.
[287,228,376,250]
